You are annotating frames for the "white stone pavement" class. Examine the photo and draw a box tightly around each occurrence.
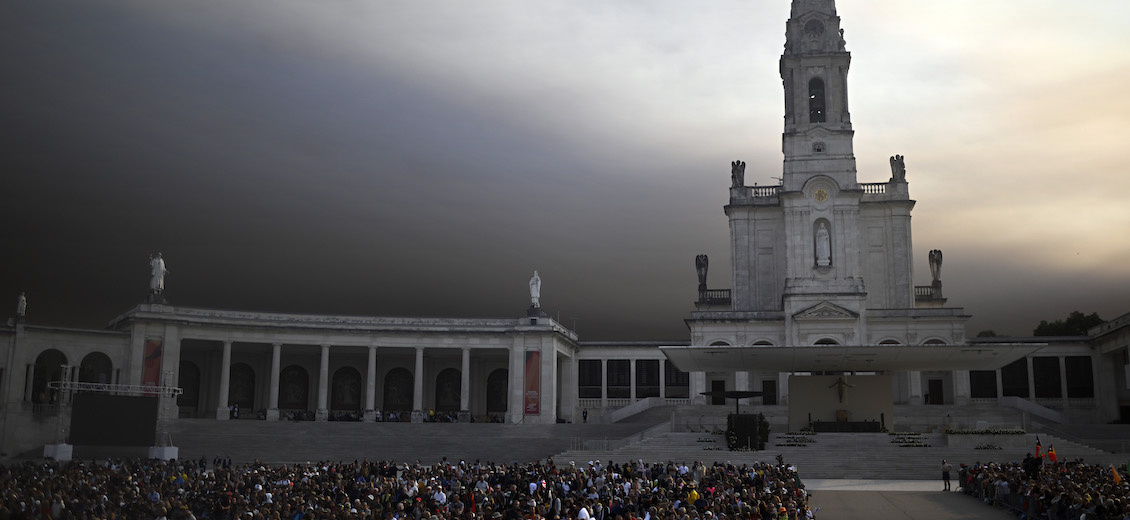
[803,479,943,491]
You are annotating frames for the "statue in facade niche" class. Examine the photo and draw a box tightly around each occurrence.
[815,223,831,266]
[149,253,168,294]
[529,270,541,308]
[695,254,709,290]
[16,292,26,318]
[731,160,746,188]
[889,154,906,181]
[929,249,943,283]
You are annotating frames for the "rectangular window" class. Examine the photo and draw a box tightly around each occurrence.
[1065,356,1094,398]
[577,360,602,399]
[1001,358,1029,398]
[761,379,777,406]
[607,360,630,399]
[635,360,660,398]
[664,360,689,398]
[969,370,997,399]
[1032,357,1061,398]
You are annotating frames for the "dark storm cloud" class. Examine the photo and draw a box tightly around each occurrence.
[0,1,725,339]
[3,1,1127,340]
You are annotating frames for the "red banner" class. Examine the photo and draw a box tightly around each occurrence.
[524,351,540,415]
[142,339,163,387]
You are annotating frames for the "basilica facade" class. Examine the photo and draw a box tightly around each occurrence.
[1,0,1128,456]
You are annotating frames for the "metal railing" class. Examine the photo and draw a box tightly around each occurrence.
[750,186,780,197]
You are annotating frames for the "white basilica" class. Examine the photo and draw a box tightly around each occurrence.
[2,0,1129,457]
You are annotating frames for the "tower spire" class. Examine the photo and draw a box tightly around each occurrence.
[790,0,837,18]
[779,0,854,191]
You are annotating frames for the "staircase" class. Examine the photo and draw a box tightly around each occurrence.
[552,431,1124,480]
[145,419,653,465]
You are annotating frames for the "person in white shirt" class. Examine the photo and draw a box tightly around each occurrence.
[577,501,592,520]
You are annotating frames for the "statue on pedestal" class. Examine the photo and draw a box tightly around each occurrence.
[889,154,906,181]
[815,223,831,266]
[695,254,709,291]
[731,160,746,188]
[149,253,168,294]
[529,270,541,308]
[929,249,943,283]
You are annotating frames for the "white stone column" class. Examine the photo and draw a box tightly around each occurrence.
[908,371,923,404]
[777,372,789,406]
[364,346,377,422]
[735,371,750,406]
[561,354,578,422]
[658,360,666,400]
[460,347,471,412]
[215,341,232,420]
[412,346,424,422]
[953,370,971,405]
[316,344,330,421]
[159,326,181,421]
[629,359,637,401]
[23,364,34,402]
[1026,357,1036,400]
[600,359,608,407]
[1058,356,1068,402]
[267,343,281,421]
[995,369,1004,399]
[690,372,707,405]
[507,344,523,424]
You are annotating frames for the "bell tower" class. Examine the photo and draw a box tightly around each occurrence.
[780,0,856,191]
[777,0,867,346]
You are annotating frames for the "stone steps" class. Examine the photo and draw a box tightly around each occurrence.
[163,419,651,465]
[552,431,1124,480]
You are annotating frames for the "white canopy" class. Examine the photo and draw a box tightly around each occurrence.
[658,344,1045,373]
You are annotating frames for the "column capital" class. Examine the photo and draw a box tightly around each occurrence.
[273,342,283,348]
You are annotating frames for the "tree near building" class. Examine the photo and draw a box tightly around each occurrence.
[1033,311,1103,336]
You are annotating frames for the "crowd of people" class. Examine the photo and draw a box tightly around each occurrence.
[5,448,1127,520]
[0,457,814,520]
[958,457,1130,519]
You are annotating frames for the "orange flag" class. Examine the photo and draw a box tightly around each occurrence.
[1047,445,1057,462]
[1113,465,1123,485]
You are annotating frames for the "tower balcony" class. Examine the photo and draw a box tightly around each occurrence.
[728,185,780,206]
[696,289,732,309]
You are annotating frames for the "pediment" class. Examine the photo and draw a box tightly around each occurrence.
[793,301,858,321]
[803,126,832,139]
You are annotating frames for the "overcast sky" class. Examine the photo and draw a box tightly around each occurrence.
[2,1,1129,340]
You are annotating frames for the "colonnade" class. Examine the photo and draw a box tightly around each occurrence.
[204,341,526,423]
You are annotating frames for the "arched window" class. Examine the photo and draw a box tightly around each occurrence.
[879,339,901,345]
[331,367,362,411]
[78,352,112,385]
[229,363,255,411]
[434,368,461,412]
[383,367,413,413]
[809,78,826,123]
[814,338,839,345]
[486,369,508,413]
[177,361,201,408]
[279,365,309,410]
[709,341,731,346]
[32,349,67,404]
[753,340,774,346]
[923,339,946,345]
